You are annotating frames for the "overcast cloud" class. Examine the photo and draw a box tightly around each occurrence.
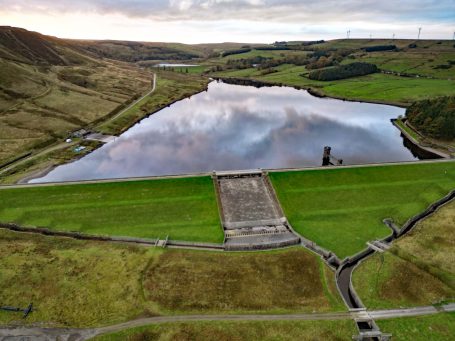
[0,0,453,42]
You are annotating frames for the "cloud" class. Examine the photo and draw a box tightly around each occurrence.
[2,0,454,24]
[1,0,453,42]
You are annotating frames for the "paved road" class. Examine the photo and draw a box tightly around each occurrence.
[369,303,455,319]
[1,304,453,340]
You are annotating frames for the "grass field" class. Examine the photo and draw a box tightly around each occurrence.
[91,320,357,341]
[220,49,310,62]
[377,313,455,341]
[0,231,344,327]
[269,161,455,259]
[352,200,455,309]
[216,66,455,106]
[0,176,223,243]
[168,65,210,74]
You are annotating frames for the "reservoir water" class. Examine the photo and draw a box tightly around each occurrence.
[31,81,420,183]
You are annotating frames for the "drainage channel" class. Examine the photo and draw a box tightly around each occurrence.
[335,189,455,340]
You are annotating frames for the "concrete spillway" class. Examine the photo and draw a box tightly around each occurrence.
[213,170,300,251]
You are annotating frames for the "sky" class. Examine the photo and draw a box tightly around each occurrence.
[1,0,454,43]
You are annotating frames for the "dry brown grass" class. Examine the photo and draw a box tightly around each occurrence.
[92,320,357,341]
[0,229,344,328]
[0,229,161,327]
[0,57,153,165]
[144,248,345,314]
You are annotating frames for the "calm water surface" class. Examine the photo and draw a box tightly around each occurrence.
[154,63,199,67]
[31,81,418,183]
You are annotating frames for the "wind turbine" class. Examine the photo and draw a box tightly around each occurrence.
[418,27,422,40]
[347,30,351,39]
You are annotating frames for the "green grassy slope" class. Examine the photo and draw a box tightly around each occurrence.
[216,66,455,106]
[269,161,455,259]
[0,176,223,242]
[377,313,455,341]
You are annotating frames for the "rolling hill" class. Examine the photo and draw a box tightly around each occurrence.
[0,26,153,165]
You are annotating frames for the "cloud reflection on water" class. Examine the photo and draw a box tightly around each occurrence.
[32,82,415,182]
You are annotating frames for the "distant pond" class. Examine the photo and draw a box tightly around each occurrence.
[31,81,424,183]
[153,63,199,67]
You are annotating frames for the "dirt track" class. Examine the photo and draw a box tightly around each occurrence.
[1,304,453,340]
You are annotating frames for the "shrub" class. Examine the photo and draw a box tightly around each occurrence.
[255,46,290,51]
[302,40,325,46]
[363,45,396,52]
[221,48,251,57]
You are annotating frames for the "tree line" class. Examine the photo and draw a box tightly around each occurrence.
[307,62,378,81]
[406,96,455,140]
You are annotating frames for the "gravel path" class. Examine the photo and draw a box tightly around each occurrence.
[1,304,454,340]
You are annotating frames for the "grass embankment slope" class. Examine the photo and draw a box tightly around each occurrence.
[376,313,455,341]
[91,320,356,341]
[0,176,222,243]
[214,39,455,106]
[269,161,455,259]
[353,200,455,309]
[0,231,343,327]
